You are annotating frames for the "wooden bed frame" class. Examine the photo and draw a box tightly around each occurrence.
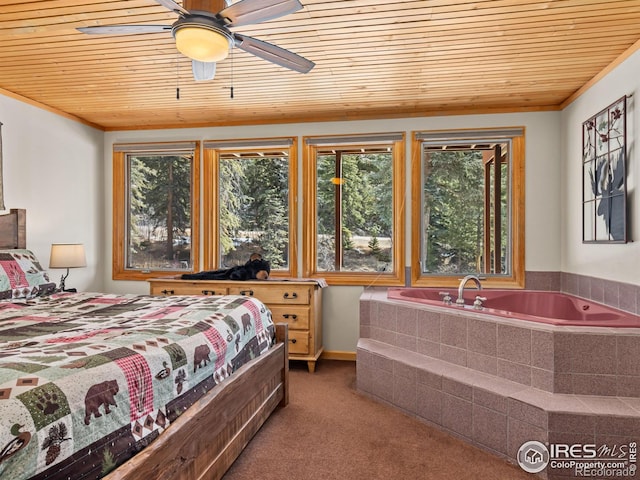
[0,208,289,480]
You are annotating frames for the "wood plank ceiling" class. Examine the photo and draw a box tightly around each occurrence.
[1,0,639,131]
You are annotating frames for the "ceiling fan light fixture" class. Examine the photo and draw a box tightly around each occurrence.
[173,20,231,63]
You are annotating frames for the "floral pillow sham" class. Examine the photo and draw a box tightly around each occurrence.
[0,249,56,300]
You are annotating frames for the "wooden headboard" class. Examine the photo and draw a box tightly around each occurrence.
[0,208,26,249]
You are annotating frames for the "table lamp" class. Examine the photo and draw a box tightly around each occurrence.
[49,243,86,292]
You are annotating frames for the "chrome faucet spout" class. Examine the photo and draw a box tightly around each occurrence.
[456,275,482,306]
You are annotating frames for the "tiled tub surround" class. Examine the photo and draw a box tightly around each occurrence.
[357,289,640,478]
[387,288,640,328]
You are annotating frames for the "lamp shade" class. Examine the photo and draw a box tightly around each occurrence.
[49,244,87,269]
[174,24,231,63]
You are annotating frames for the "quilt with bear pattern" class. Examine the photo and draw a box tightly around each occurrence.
[0,291,274,480]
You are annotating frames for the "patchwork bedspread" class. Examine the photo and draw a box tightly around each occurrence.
[0,292,274,480]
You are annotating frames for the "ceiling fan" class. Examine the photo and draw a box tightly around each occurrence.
[78,0,315,81]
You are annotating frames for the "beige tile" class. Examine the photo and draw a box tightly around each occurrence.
[372,326,398,346]
[359,299,371,325]
[416,338,440,359]
[531,367,554,392]
[568,334,617,374]
[395,332,417,352]
[473,404,507,454]
[497,359,531,386]
[594,415,640,436]
[553,332,573,373]
[553,373,573,394]
[441,393,472,438]
[440,344,467,367]
[531,330,554,370]
[393,374,417,413]
[548,412,596,434]
[507,397,548,429]
[616,335,640,375]
[416,383,442,424]
[467,318,497,356]
[417,309,441,341]
[571,374,617,396]
[577,396,639,416]
[497,324,531,365]
[376,302,398,331]
[467,351,498,376]
[442,376,473,401]
[507,417,548,461]
[440,314,468,348]
[396,305,418,336]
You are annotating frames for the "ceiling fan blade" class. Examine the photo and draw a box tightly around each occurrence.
[153,0,190,16]
[218,0,302,27]
[78,25,172,34]
[233,33,314,73]
[192,60,216,81]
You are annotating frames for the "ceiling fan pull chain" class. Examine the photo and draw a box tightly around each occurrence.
[230,49,234,99]
[176,53,180,100]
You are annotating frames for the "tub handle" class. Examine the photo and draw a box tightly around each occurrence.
[439,291,453,305]
[473,296,487,309]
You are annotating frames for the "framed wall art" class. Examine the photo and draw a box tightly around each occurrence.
[582,95,628,243]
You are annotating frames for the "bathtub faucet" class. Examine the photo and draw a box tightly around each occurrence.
[456,275,482,306]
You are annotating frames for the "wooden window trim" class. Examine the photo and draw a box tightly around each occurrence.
[112,143,201,281]
[302,135,406,286]
[410,130,525,288]
[202,138,298,278]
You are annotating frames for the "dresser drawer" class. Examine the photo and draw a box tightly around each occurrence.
[288,330,310,355]
[228,284,311,305]
[150,282,229,296]
[269,306,310,330]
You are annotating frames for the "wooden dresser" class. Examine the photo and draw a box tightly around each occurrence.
[148,277,324,373]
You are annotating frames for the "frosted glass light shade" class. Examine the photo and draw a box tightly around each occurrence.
[175,26,230,63]
[49,244,87,269]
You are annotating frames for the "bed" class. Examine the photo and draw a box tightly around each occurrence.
[0,208,289,480]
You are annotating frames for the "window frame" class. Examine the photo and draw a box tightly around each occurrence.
[202,137,298,278]
[302,133,406,286]
[112,142,201,281]
[410,128,525,288]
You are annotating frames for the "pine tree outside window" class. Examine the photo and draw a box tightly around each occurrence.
[203,138,298,277]
[411,129,525,288]
[113,142,200,280]
[303,133,405,286]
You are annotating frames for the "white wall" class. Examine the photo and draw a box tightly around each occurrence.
[104,111,562,353]
[0,94,104,292]
[560,50,640,286]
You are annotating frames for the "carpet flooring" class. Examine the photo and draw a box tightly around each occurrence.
[222,360,533,480]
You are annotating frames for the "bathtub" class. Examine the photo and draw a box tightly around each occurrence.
[387,287,640,327]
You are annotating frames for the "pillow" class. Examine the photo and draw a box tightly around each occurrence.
[0,249,54,299]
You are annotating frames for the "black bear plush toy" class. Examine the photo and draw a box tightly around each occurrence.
[181,253,271,281]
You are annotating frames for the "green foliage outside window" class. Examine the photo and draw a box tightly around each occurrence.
[127,154,192,270]
[316,151,393,272]
[219,156,289,269]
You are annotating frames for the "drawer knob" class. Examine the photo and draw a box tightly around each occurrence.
[290,338,297,344]
[283,292,298,300]
[283,314,298,321]
[201,290,216,295]
[161,289,175,295]
[239,289,254,296]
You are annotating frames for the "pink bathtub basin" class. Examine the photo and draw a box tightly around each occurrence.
[386,288,640,327]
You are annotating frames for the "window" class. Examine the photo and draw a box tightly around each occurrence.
[303,133,405,285]
[113,142,200,280]
[203,138,298,277]
[411,129,524,288]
